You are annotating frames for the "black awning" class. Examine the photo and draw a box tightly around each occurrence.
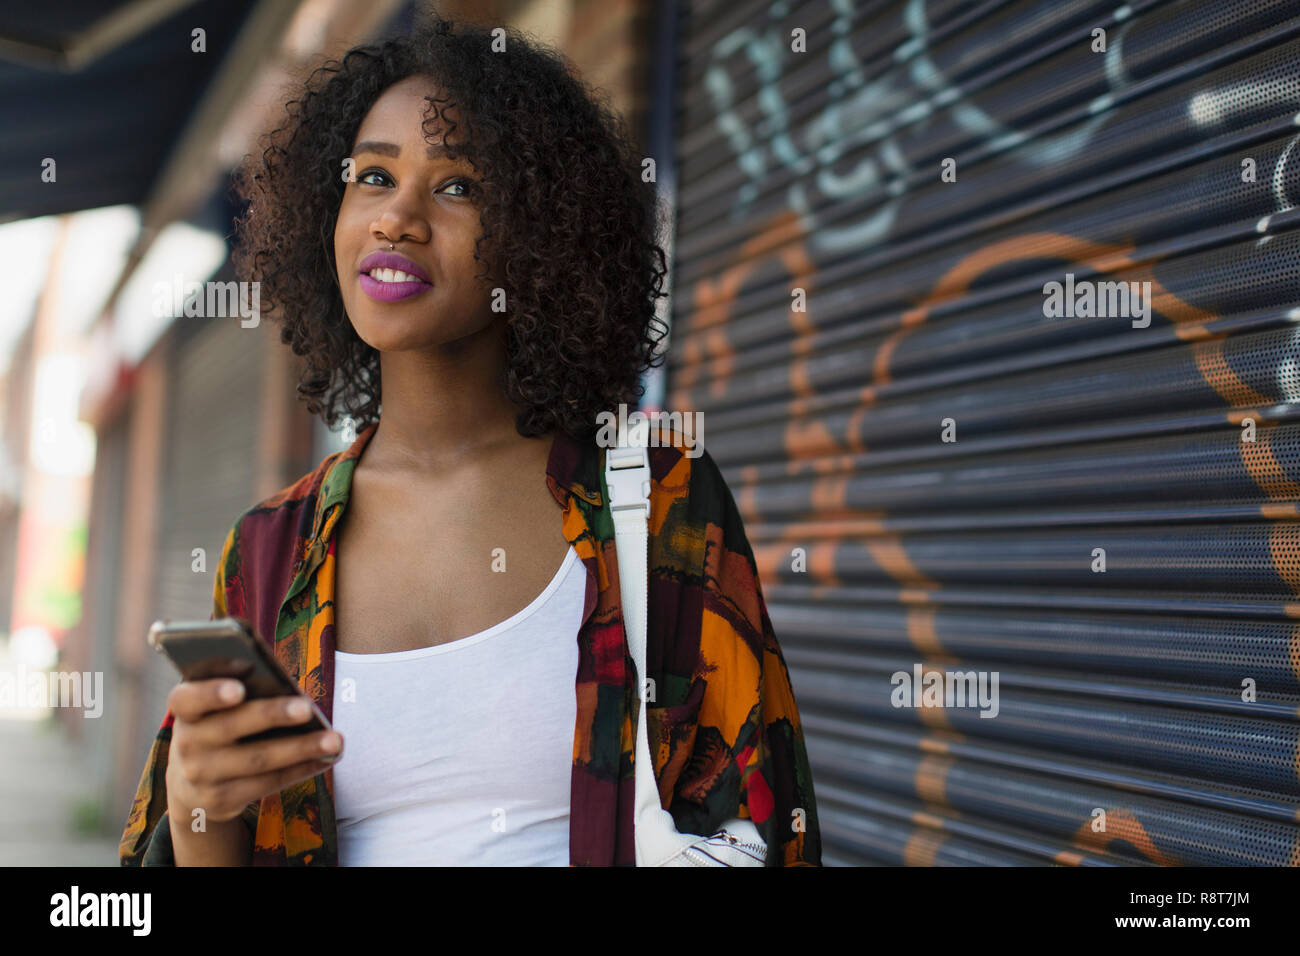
[0,0,261,223]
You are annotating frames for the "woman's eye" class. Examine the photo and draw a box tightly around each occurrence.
[354,170,471,195]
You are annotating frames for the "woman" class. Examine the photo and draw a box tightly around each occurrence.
[119,15,820,866]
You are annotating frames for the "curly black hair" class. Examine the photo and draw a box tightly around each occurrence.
[229,14,668,440]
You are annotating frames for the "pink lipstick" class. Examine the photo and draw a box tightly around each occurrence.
[357,250,433,302]
[359,274,431,302]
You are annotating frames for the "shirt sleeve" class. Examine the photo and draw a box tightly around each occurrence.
[691,448,823,867]
[118,524,258,865]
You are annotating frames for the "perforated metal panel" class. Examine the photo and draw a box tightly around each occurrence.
[668,0,1300,865]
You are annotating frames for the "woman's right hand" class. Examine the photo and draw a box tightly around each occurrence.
[164,677,343,825]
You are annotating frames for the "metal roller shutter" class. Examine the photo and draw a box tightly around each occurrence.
[667,0,1300,865]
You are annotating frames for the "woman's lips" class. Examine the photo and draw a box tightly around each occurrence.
[358,273,432,302]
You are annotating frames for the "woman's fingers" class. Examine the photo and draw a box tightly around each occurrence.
[183,693,318,747]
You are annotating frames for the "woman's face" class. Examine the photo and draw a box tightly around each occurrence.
[334,75,495,354]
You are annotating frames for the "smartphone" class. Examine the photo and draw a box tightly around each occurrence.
[147,617,332,743]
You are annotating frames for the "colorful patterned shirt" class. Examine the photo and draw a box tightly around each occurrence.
[119,421,821,866]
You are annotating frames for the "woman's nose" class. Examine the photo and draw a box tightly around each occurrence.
[371,190,429,244]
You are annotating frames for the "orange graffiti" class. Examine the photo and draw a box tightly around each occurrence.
[902,826,945,866]
[915,754,955,805]
[1071,808,1179,865]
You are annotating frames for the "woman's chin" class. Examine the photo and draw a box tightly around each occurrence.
[349,319,437,353]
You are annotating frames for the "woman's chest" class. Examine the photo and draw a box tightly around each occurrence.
[331,473,576,654]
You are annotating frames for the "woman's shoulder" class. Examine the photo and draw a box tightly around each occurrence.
[630,425,762,573]
[210,444,353,626]
[639,425,735,514]
[221,444,350,554]
[587,413,709,478]
[592,420,746,540]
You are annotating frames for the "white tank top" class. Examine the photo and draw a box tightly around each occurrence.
[331,544,584,866]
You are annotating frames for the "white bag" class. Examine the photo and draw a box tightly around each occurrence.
[605,419,768,866]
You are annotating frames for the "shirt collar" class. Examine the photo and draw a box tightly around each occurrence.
[543,428,605,509]
[306,421,604,546]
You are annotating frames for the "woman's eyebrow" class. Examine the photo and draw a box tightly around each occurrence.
[351,140,455,160]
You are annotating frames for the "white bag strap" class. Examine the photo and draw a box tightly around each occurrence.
[605,418,694,866]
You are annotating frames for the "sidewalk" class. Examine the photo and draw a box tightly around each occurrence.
[0,714,122,866]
